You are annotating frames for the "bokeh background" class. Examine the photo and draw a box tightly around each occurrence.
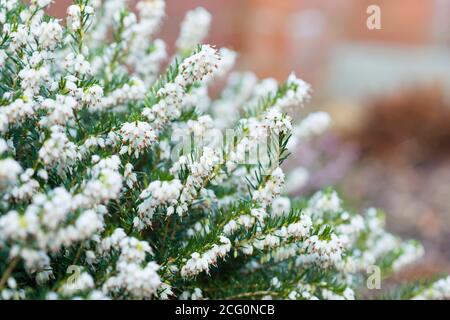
[48,0,450,278]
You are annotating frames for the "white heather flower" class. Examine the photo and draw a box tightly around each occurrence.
[130,39,167,86]
[0,49,6,68]
[264,109,292,135]
[253,234,280,250]
[60,272,95,297]
[180,252,207,277]
[29,187,73,230]
[0,158,23,189]
[81,156,123,205]
[176,7,212,52]
[216,48,237,77]
[0,138,7,155]
[275,73,311,109]
[119,236,153,263]
[181,237,231,278]
[238,215,256,229]
[176,44,220,87]
[143,82,185,129]
[172,114,214,141]
[343,288,355,300]
[124,163,137,188]
[119,122,157,158]
[39,126,78,174]
[1,99,35,128]
[306,190,342,219]
[250,208,267,223]
[412,276,450,300]
[64,53,92,75]
[82,85,104,108]
[10,24,30,50]
[252,78,279,101]
[241,243,254,255]
[135,0,165,36]
[285,167,309,193]
[191,288,203,300]
[287,215,312,238]
[34,20,63,50]
[392,242,424,272]
[288,291,298,300]
[67,4,94,32]
[138,179,183,225]
[181,85,211,112]
[39,95,77,127]
[95,79,146,112]
[8,168,40,201]
[300,233,344,268]
[252,167,285,208]
[19,66,50,96]
[212,72,257,128]
[0,210,39,241]
[294,112,331,139]
[271,197,291,217]
[223,220,238,235]
[74,210,104,239]
[159,283,174,300]
[271,277,281,288]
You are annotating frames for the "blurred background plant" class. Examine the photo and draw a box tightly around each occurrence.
[47,0,450,283]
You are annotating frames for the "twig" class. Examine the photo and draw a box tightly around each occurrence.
[0,256,20,291]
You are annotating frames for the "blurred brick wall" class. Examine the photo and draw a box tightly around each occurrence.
[46,0,444,83]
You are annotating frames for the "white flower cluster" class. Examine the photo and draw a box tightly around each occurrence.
[180,236,231,278]
[240,214,312,257]
[60,272,95,297]
[0,197,104,273]
[137,146,223,229]
[344,208,424,273]
[142,45,221,130]
[298,234,344,269]
[0,276,26,300]
[101,232,161,299]
[176,7,212,53]
[264,109,292,135]
[177,45,221,87]
[39,95,78,127]
[67,3,94,32]
[0,99,35,130]
[136,179,184,228]
[223,208,267,236]
[39,126,78,175]
[412,276,450,300]
[271,197,291,217]
[96,79,146,112]
[119,122,157,158]
[211,72,258,128]
[0,158,22,189]
[63,53,92,75]
[284,167,309,193]
[294,112,332,139]
[305,190,342,220]
[252,167,285,208]
[179,288,203,300]
[275,73,311,109]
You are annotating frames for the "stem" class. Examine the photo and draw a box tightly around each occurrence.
[0,256,20,291]
[73,109,86,138]
[72,244,83,266]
